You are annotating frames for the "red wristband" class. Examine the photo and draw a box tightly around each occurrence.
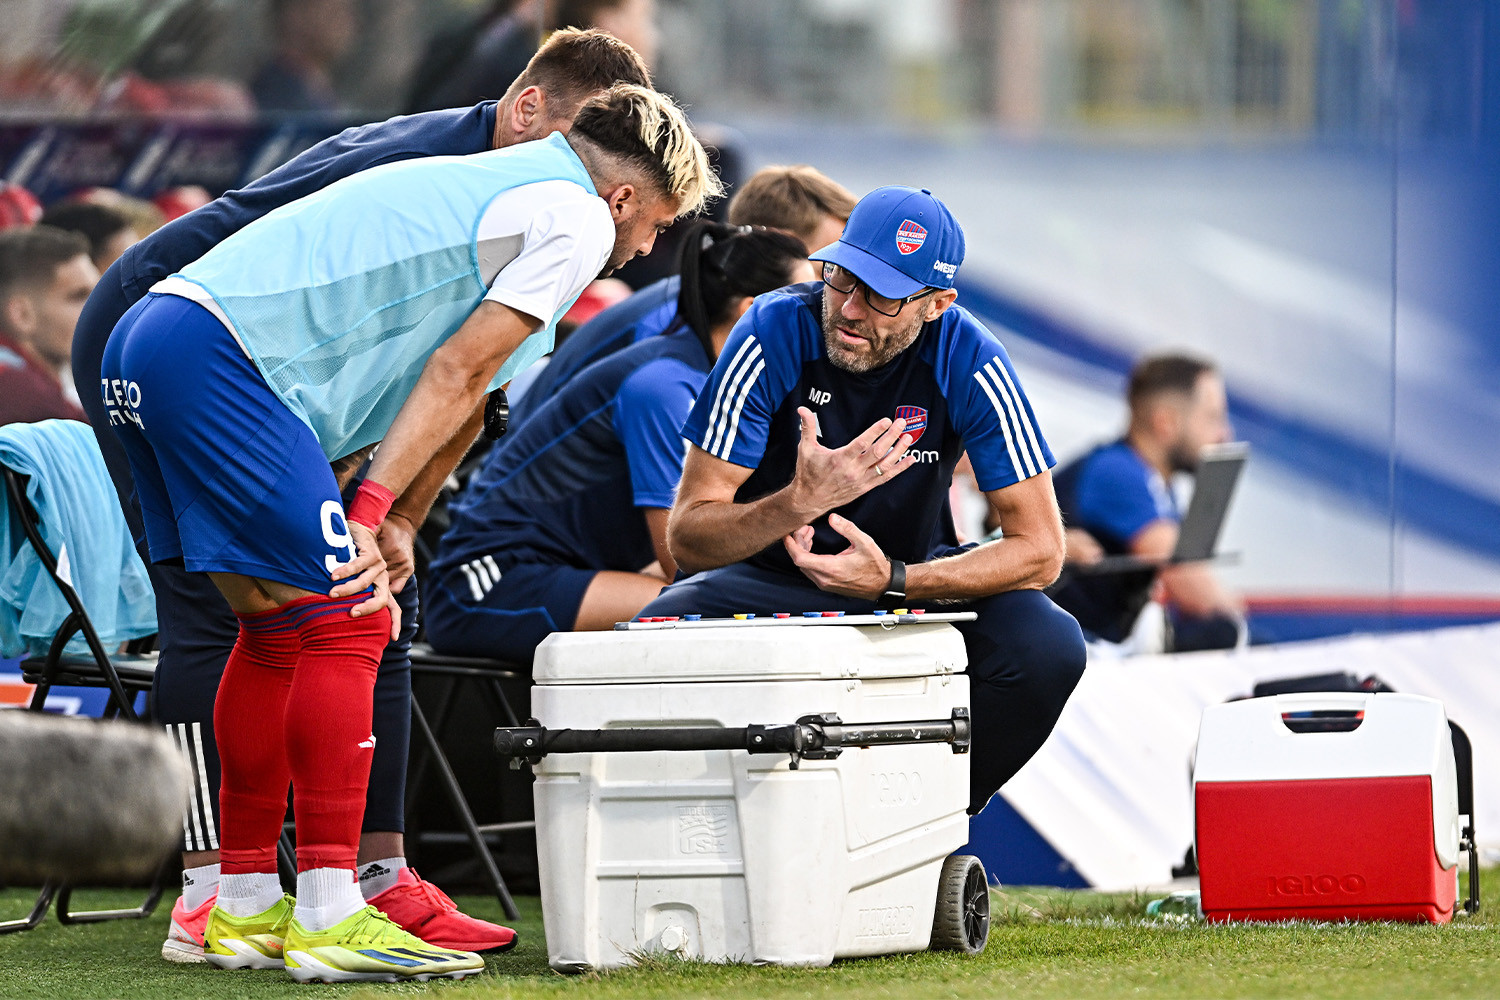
[346,480,396,530]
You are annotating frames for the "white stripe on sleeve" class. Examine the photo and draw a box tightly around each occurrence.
[705,337,763,458]
[982,360,1040,478]
[716,358,766,461]
[972,369,1026,479]
[987,357,1047,474]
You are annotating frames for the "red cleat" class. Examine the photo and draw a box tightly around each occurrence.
[366,868,517,953]
[161,891,216,963]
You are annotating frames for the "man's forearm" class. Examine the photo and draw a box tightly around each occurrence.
[390,403,485,528]
[906,536,1063,601]
[669,484,823,574]
[365,360,492,502]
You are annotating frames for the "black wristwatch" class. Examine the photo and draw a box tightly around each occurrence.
[882,558,906,602]
[483,388,509,441]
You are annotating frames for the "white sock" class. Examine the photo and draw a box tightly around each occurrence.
[217,872,283,918]
[180,862,220,911]
[294,867,366,931]
[357,856,406,899]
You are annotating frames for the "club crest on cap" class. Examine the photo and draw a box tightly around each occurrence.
[895,220,927,255]
[894,405,928,443]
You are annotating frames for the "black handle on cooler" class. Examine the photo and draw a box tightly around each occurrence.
[1449,720,1480,916]
[494,708,970,770]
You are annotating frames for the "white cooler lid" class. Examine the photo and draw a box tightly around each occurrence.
[533,621,968,684]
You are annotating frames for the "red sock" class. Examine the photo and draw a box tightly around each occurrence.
[215,605,302,875]
[283,597,391,872]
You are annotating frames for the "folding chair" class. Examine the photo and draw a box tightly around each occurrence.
[0,454,167,934]
[5,462,154,722]
[406,643,531,921]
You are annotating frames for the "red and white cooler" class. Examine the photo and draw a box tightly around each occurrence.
[1193,691,1473,923]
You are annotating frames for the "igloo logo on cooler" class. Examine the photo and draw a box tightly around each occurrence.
[895,220,926,255]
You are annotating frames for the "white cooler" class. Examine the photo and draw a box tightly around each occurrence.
[514,618,977,971]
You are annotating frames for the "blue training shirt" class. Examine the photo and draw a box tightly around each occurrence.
[1053,439,1179,553]
[682,282,1053,576]
[434,322,713,574]
[511,275,681,424]
[113,104,499,303]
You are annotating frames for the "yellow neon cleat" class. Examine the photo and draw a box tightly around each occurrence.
[281,905,485,983]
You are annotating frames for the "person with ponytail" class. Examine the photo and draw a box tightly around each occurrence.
[425,222,812,664]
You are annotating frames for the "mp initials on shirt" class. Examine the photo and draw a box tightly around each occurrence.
[683,284,1054,575]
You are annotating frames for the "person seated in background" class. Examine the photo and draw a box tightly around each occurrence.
[38,201,141,272]
[1051,353,1244,652]
[251,0,356,113]
[74,188,168,238]
[424,223,812,664]
[408,0,657,115]
[0,227,95,424]
[508,163,857,420]
[0,183,43,232]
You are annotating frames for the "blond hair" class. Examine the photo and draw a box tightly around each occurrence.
[568,83,723,217]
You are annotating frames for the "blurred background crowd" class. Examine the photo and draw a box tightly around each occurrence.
[0,0,1480,136]
[1,0,1498,645]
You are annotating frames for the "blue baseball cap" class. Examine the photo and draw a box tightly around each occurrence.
[809,185,965,300]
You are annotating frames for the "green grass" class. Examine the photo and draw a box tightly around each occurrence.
[0,872,1496,999]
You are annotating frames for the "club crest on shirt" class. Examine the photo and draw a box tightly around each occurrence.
[894,405,928,443]
[895,220,926,255]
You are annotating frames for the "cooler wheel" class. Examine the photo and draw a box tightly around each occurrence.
[930,854,989,955]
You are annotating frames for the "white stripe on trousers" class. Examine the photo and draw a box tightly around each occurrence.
[172,722,218,851]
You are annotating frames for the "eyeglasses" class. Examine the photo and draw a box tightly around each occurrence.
[821,262,937,317]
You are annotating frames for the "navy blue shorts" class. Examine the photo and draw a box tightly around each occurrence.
[101,293,355,595]
[423,557,596,666]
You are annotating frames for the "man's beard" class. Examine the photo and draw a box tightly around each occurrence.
[599,231,636,278]
[820,298,924,373]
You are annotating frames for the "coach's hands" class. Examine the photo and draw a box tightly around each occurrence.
[788,407,914,515]
[784,513,892,599]
[378,512,418,595]
[330,521,401,640]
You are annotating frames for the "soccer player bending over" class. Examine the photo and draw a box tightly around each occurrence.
[72,29,651,964]
[101,84,719,984]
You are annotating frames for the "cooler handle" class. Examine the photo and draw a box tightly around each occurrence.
[494,708,971,771]
[1269,692,1370,734]
[1267,692,1372,714]
[1450,720,1479,915]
